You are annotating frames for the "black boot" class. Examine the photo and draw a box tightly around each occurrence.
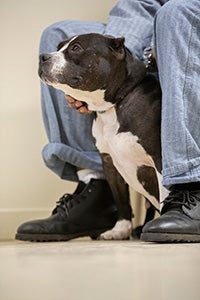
[15,179,118,242]
[141,183,200,243]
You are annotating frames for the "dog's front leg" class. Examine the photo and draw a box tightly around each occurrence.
[100,153,133,240]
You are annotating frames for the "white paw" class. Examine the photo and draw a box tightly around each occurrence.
[100,219,132,240]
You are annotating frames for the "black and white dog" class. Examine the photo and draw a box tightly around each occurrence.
[38,33,168,240]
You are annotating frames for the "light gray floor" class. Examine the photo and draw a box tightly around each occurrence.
[0,239,200,300]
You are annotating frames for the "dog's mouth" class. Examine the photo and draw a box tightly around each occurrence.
[38,66,84,90]
[38,68,44,80]
[38,67,58,85]
[38,70,50,84]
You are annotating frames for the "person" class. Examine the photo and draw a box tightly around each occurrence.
[16,0,200,243]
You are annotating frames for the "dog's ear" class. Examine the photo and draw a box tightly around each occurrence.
[107,37,125,60]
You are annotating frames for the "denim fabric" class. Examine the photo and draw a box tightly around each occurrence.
[40,0,200,187]
[154,0,200,187]
[104,0,168,58]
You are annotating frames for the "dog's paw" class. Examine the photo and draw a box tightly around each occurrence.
[100,219,132,240]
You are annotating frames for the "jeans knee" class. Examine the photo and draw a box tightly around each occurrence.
[155,1,180,31]
[156,0,200,32]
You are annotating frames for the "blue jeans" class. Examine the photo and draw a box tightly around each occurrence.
[154,0,200,187]
[40,0,200,188]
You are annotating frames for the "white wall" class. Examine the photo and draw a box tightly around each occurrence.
[0,0,144,240]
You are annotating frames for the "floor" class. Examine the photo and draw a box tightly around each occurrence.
[0,239,200,300]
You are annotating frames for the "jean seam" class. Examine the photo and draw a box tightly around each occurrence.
[183,11,200,165]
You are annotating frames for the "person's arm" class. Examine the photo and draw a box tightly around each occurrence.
[104,0,168,58]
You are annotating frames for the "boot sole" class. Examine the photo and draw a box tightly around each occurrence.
[141,232,200,243]
[15,228,111,242]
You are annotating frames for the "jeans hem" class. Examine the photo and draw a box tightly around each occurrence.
[42,142,103,180]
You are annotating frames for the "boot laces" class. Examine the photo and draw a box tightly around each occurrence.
[162,189,200,211]
[53,193,84,216]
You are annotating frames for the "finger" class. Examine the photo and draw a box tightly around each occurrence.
[68,102,77,110]
[74,100,84,108]
[78,106,93,114]
[65,95,85,108]
[65,95,75,103]
[65,94,92,114]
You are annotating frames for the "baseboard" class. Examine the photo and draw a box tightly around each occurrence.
[0,208,51,240]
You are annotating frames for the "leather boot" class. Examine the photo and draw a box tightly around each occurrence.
[141,183,200,242]
[15,179,118,242]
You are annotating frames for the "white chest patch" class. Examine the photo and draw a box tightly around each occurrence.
[92,107,160,209]
[52,82,113,111]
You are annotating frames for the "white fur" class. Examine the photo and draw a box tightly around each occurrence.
[58,36,78,52]
[48,54,66,77]
[53,82,113,112]
[45,37,79,78]
[100,219,132,240]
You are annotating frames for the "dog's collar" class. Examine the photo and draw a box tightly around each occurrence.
[96,105,115,114]
[96,110,107,114]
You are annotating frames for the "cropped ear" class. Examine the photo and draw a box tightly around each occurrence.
[107,37,125,60]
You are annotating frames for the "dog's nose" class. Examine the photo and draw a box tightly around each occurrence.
[39,53,52,63]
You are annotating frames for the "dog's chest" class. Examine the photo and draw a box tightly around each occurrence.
[92,108,155,184]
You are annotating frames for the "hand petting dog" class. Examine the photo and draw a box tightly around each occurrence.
[65,95,92,114]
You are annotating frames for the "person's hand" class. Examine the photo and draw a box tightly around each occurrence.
[65,95,93,114]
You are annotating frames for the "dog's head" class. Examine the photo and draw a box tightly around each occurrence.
[39,33,125,90]
[38,33,146,111]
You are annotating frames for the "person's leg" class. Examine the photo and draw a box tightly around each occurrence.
[156,0,200,188]
[141,0,200,242]
[16,21,118,241]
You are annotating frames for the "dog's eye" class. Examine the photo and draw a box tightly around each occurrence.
[71,44,82,52]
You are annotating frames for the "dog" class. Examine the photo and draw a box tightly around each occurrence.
[38,33,168,240]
